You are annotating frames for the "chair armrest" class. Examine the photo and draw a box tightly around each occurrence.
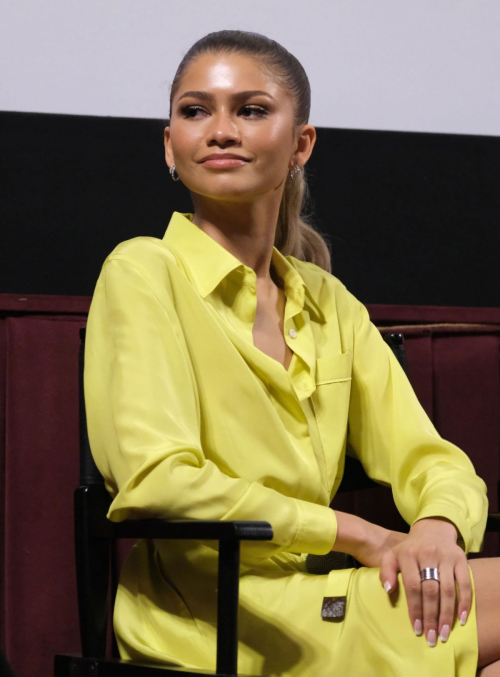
[78,484,274,541]
[90,518,273,541]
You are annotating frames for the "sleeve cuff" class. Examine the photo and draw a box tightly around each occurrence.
[288,500,338,555]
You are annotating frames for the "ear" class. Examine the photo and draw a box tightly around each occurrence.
[164,126,174,167]
[291,124,317,169]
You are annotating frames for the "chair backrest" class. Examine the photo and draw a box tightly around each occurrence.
[382,332,409,376]
[79,327,104,487]
[76,327,114,658]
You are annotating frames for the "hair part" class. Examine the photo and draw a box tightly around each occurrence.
[169,29,332,274]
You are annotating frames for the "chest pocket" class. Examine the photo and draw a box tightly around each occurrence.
[315,351,352,385]
[311,351,353,493]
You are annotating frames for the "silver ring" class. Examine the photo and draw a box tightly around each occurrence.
[420,567,440,583]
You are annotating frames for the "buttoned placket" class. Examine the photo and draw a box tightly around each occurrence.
[202,261,331,498]
[282,297,317,400]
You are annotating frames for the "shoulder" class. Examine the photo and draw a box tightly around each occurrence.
[285,255,360,318]
[287,256,344,291]
[98,236,182,285]
[89,236,189,311]
[105,236,176,269]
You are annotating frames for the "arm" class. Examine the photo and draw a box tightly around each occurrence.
[346,294,488,554]
[344,292,489,644]
[84,255,337,564]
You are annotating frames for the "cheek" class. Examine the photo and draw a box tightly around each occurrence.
[251,123,292,163]
[171,125,203,158]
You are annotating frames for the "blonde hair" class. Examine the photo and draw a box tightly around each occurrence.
[169,30,332,274]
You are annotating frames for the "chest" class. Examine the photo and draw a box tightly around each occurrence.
[252,284,293,370]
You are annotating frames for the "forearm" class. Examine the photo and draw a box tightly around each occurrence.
[332,510,374,556]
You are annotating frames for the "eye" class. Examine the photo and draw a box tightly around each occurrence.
[240,105,268,118]
[180,105,207,119]
[180,104,269,119]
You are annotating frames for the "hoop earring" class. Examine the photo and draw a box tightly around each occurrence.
[170,164,180,182]
[289,162,301,180]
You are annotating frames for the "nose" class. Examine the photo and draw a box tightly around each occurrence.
[207,109,241,146]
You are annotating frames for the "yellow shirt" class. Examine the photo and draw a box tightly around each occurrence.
[84,211,487,675]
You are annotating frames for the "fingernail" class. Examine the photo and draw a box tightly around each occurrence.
[383,580,392,593]
[460,611,468,626]
[440,625,450,642]
[414,619,423,636]
[427,629,437,647]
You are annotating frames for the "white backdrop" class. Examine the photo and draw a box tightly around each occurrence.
[1,0,499,135]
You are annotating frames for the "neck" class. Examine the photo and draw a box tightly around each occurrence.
[191,194,282,287]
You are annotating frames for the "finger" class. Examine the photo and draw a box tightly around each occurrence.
[454,560,472,627]
[421,572,440,647]
[437,564,456,643]
[379,550,399,595]
[399,556,423,637]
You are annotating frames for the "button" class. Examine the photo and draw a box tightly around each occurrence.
[288,329,297,339]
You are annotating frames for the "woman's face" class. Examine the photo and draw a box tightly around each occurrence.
[164,52,315,203]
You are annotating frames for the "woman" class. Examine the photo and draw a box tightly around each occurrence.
[84,30,500,676]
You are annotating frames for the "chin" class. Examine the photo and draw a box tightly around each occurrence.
[189,181,263,202]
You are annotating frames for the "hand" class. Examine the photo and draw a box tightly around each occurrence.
[352,524,408,569]
[332,510,407,569]
[379,517,471,647]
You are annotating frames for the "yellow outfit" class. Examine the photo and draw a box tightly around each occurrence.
[85,211,488,676]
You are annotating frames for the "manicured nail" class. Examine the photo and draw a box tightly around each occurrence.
[414,619,423,636]
[440,625,450,642]
[384,581,392,593]
[460,611,468,626]
[427,629,437,647]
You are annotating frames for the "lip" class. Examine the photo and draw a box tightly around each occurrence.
[202,158,248,168]
[199,153,250,163]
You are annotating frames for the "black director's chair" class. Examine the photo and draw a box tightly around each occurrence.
[54,331,500,677]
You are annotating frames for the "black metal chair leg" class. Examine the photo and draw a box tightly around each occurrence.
[216,539,240,676]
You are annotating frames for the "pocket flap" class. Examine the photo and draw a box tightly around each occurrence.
[315,350,352,385]
[321,566,356,621]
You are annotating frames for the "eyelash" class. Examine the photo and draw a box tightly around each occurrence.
[180,104,268,119]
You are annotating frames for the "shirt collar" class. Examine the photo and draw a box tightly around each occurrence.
[162,211,326,322]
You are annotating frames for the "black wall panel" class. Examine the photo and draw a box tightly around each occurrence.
[1,111,499,306]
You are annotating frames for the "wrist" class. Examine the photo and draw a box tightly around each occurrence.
[333,510,378,558]
[410,517,458,543]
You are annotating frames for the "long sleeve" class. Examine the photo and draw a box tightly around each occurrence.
[84,254,337,561]
[346,293,488,553]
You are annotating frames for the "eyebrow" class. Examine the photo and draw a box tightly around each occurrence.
[177,90,276,103]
